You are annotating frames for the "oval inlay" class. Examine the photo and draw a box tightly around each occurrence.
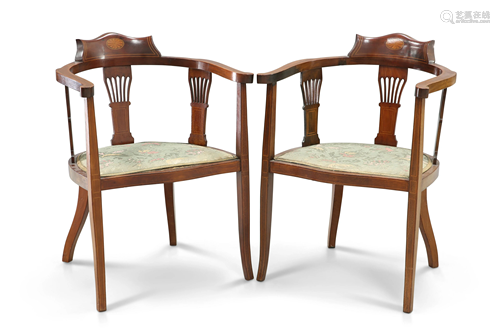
[385,38,404,50]
[106,38,125,50]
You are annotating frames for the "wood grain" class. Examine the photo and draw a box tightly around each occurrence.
[257,83,277,282]
[300,68,322,146]
[255,33,456,313]
[62,186,89,263]
[103,66,134,145]
[327,185,344,248]
[403,97,425,313]
[164,183,177,246]
[433,88,447,164]
[75,33,161,62]
[84,97,107,312]
[375,66,408,146]
[419,189,438,268]
[236,83,254,280]
[188,69,212,146]
[57,33,255,312]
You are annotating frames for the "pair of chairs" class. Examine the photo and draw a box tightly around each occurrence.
[56,33,456,313]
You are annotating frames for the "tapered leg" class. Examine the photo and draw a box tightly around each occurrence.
[403,96,425,313]
[403,189,421,313]
[237,171,254,280]
[419,189,438,268]
[84,97,106,312]
[63,187,89,262]
[88,188,106,312]
[257,172,274,281]
[327,184,344,248]
[164,183,177,246]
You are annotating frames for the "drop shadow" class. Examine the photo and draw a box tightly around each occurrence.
[258,246,409,311]
[108,291,156,310]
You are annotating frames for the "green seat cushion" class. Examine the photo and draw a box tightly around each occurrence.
[274,143,432,179]
[77,142,238,177]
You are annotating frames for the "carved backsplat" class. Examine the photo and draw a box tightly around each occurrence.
[348,33,435,64]
[375,66,408,147]
[75,33,161,62]
[300,68,322,147]
[103,66,134,145]
[188,68,212,146]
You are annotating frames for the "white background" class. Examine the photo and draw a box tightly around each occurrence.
[1,0,499,332]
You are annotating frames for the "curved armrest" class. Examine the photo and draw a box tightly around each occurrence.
[56,63,95,97]
[187,58,253,83]
[414,64,456,98]
[56,57,253,97]
[257,57,348,84]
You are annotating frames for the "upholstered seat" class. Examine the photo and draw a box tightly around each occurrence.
[77,142,238,177]
[275,143,432,179]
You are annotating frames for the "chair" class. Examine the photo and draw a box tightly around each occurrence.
[56,33,254,312]
[256,33,456,313]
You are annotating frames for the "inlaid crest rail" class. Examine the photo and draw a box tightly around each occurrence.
[75,33,161,62]
[348,33,435,64]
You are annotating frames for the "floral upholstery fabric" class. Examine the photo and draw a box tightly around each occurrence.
[77,142,238,177]
[275,143,432,179]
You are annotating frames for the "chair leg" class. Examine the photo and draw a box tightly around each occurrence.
[164,183,177,246]
[62,187,89,263]
[236,172,254,280]
[419,189,438,268]
[403,189,422,313]
[88,188,107,312]
[327,184,344,248]
[257,172,274,281]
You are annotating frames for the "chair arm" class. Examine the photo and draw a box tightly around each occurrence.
[186,58,253,83]
[56,63,95,97]
[414,64,456,98]
[257,56,348,84]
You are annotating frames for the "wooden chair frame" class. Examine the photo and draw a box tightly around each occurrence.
[56,33,254,312]
[256,33,456,313]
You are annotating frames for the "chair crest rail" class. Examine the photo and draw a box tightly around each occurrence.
[57,33,252,97]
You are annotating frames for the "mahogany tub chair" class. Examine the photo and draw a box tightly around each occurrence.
[55,33,253,312]
[256,33,456,313]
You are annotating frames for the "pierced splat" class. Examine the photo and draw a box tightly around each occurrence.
[188,68,212,146]
[300,68,322,147]
[374,66,408,147]
[103,66,134,145]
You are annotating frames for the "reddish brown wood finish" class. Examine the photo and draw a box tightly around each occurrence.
[103,66,134,145]
[164,183,177,246]
[236,83,253,280]
[69,157,241,191]
[256,58,455,100]
[84,97,107,312]
[375,66,408,146]
[403,97,425,313]
[257,83,277,282]
[62,187,89,262]
[348,33,435,64]
[256,33,456,313]
[433,88,447,164]
[419,189,438,268]
[300,68,322,146]
[188,69,212,146]
[76,33,161,62]
[327,185,344,248]
[56,33,254,312]
[57,31,253,98]
[65,87,76,164]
